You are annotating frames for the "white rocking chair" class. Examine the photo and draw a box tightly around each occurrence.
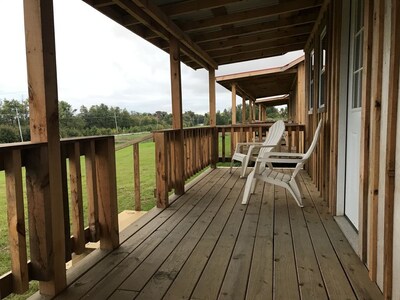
[242,119,323,207]
[230,120,285,178]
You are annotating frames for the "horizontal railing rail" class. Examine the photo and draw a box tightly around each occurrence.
[0,136,119,298]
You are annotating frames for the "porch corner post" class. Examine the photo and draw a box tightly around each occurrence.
[23,0,66,295]
[242,97,246,124]
[209,68,218,168]
[169,37,184,195]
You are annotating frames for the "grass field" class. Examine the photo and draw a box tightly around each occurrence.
[0,132,232,298]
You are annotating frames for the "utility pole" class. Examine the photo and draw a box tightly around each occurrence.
[15,107,23,142]
[114,111,118,133]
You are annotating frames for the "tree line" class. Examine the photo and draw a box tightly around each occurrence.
[0,98,287,143]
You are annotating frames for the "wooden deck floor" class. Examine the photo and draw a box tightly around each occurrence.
[54,168,382,300]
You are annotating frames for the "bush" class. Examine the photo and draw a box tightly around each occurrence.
[0,125,20,143]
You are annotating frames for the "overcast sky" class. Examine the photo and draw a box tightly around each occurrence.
[0,0,303,114]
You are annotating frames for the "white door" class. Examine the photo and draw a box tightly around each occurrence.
[344,0,364,230]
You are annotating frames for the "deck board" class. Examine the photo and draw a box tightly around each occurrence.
[54,168,383,300]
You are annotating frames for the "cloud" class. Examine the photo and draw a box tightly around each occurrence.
[0,0,303,114]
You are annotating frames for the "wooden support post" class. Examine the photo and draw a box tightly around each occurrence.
[154,132,169,207]
[242,97,246,124]
[4,150,29,294]
[258,104,262,121]
[95,138,119,250]
[69,142,85,255]
[60,146,71,261]
[231,84,237,124]
[209,68,216,126]
[84,140,100,242]
[133,143,141,211]
[170,37,184,195]
[249,100,253,123]
[23,0,66,294]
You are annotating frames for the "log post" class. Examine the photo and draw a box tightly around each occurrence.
[133,143,141,211]
[154,132,169,207]
[23,0,66,295]
[209,68,216,126]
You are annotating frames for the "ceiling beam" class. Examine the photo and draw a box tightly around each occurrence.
[201,24,313,51]
[178,0,322,32]
[215,43,305,65]
[208,35,308,58]
[160,0,243,17]
[125,0,218,69]
[192,11,318,44]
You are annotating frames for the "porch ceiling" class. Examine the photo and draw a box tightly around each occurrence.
[83,0,322,69]
[216,55,304,101]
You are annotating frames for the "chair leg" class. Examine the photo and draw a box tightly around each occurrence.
[242,170,255,204]
[230,159,234,174]
[240,155,249,178]
[288,178,303,207]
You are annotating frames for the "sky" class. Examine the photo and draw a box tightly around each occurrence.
[0,0,303,114]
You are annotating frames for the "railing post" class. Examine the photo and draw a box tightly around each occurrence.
[68,142,85,254]
[133,143,141,211]
[211,127,218,168]
[95,138,119,250]
[174,130,185,195]
[154,132,169,208]
[4,150,29,294]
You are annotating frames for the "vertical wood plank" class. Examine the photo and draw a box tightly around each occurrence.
[133,143,141,211]
[95,138,119,250]
[383,0,400,297]
[23,0,66,294]
[221,128,226,162]
[84,140,100,242]
[69,142,85,254]
[60,145,71,261]
[4,150,29,294]
[154,132,169,208]
[25,146,52,281]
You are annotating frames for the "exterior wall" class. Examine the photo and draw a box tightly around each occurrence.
[305,0,400,296]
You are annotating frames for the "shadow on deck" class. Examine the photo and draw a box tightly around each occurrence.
[46,168,381,300]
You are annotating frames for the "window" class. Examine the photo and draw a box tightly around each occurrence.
[351,0,364,109]
[309,49,315,112]
[318,27,327,109]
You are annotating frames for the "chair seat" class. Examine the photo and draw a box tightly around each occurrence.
[232,152,246,161]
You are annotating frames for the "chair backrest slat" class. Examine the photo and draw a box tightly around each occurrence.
[259,120,285,158]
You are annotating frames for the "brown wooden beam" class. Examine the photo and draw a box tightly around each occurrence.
[209,36,308,59]
[169,38,185,195]
[160,0,243,17]
[209,69,216,126]
[201,24,313,51]
[127,0,218,69]
[215,43,305,65]
[23,0,66,295]
[178,0,322,32]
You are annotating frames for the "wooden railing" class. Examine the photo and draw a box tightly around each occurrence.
[115,133,153,211]
[0,136,119,298]
[153,123,305,206]
[153,127,217,207]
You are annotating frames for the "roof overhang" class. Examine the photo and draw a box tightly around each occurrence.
[216,55,304,100]
[83,0,323,69]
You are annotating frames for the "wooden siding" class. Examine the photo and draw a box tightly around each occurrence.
[52,168,382,300]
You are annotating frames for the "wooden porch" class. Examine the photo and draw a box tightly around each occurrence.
[52,167,382,300]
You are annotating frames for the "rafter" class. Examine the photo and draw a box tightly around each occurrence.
[160,0,243,17]
[178,0,322,32]
[128,0,218,69]
[215,43,305,65]
[201,24,313,51]
[208,35,308,58]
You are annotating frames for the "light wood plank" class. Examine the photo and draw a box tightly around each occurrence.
[246,182,274,300]
[69,142,85,254]
[4,150,29,294]
[218,180,262,299]
[108,290,138,300]
[274,185,300,299]
[135,170,243,299]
